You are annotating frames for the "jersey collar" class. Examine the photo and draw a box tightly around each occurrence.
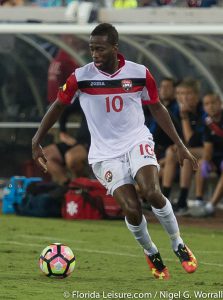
[96,53,125,78]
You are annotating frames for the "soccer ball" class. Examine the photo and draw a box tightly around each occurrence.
[39,243,76,278]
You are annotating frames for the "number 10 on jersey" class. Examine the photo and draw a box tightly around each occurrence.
[106,96,123,112]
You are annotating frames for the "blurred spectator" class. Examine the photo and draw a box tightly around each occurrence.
[146,78,181,178]
[137,0,218,6]
[47,35,86,103]
[187,0,217,7]
[65,0,97,23]
[44,103,91,185]
[48,49,79,103]
[137,0,152,6]
[45,35,92,185]
[0,0,24,5]
[102,0,113,7]
[156,0,177,5]
[162,78,206,214]
[113,0,138,8]
[192,93,223,217]
[138,0,178,6]
[31,0,73,7]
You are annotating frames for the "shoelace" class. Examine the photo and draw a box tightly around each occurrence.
[150,253,165,271]
[176,246,190,262]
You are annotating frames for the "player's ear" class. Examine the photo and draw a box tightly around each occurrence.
[113,44,118,51]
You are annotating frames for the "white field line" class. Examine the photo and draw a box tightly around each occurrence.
[117,244,222,254]
[18,234,87,244]
[1,240,44,248]
[0,240,140,258]
[18,235,223,254]
[1,240,223,268]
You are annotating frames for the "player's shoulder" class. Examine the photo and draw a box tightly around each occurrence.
[125,60,147,75]
[74,62,95,80]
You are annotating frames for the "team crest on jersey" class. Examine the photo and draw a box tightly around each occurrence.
[105,170,113,182]
[121,79,132,91]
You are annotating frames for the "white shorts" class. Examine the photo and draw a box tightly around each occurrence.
[92,139,159,195]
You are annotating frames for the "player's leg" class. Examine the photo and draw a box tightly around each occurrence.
[43,144,68,185]
[65,144,88,178]
[135,165,197,273]
[114,184,170,280]
[92,158,169,279]
[130,141,197,274]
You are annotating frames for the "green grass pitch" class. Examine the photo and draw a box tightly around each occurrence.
[0,215,222,300]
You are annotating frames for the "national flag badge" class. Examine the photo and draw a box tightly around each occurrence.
[62,83,67,91]
[121,79,132,91]
[105,170,113,183]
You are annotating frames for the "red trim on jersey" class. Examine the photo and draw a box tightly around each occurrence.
[145,69,159,104]
[80,86,144,95]
[57,73,78,104]
[97,53,125,78]
[141,100,150,105]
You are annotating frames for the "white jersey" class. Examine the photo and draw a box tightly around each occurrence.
[58,54,159,164]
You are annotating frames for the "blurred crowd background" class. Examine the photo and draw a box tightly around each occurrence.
[0,0,223,218]
[0,0,220,7]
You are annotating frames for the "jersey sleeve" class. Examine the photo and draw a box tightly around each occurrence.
[57,72,78,105]
[141,68,160,105]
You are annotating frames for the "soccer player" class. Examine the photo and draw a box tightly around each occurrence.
[32,23,198,280]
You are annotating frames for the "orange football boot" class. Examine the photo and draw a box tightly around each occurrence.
[144,251,170,280]
[174,244,198,273]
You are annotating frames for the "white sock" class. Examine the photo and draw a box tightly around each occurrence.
[125,215,158,255]
[152,197,183,251]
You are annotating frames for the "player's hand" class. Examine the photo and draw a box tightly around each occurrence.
[32,143,48,173]
[59,132,76,146]
[174,144,198,171]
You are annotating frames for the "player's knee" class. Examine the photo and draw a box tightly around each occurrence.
[122,199,141,220]
[143,189,163,207]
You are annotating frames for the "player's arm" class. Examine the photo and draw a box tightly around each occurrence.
[59,103,77,146]
[32,72,78,172]
[32,99,67,172]
[149,101,184,146]
[148,101,198,170]
[179,102,194,143]
[145,68,197,170]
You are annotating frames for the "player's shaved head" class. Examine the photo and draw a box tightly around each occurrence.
[91,23,119,46]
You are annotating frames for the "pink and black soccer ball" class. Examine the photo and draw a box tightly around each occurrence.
[39,243,76,278]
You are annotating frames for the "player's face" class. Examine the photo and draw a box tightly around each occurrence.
[89,35,118,73]
[203,95,222,117]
